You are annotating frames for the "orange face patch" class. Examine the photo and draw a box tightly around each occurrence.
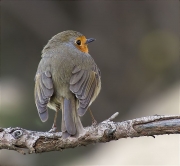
[75,36,88,53]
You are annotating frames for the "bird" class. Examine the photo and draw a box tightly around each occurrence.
[34,30,101,138]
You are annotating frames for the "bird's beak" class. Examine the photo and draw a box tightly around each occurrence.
[86,38,96,44]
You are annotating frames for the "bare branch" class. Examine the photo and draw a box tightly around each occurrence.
[0,114,180,154]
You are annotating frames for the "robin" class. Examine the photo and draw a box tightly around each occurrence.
[34,30,101,138]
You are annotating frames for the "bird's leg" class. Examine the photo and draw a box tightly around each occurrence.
[88,107,97,125]
[52,111,58,128]
[49,107,59,133]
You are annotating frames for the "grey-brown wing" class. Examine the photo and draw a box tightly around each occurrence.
[34,71,54,122]
[70,66,100,116]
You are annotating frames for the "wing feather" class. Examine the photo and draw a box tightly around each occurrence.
[70,65,100,116]
[35,72,54,122]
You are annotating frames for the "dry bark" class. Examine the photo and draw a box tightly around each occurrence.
[0,113,180,155]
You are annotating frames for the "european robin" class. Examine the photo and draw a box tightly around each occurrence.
[34,30,101,138]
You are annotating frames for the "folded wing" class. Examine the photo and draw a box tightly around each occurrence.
[34,71,54,122]
[70,65,100,116]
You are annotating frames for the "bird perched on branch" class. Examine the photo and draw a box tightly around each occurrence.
[34,30,101,138]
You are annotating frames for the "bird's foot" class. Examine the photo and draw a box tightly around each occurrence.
[48,125,58,133]
[92,119,98,126]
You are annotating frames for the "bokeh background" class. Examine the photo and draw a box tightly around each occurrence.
[0,1,179,165]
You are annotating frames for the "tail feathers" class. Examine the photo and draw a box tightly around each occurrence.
[61,98,85,137]
[63,98,76,135]
[62,132,71,139]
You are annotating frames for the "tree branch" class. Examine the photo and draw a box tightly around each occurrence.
[0,113,180,154]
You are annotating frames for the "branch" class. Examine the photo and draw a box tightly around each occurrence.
[0,113,180,154]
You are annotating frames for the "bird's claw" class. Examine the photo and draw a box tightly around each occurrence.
[92,119,98,126]
[48,126,58,133]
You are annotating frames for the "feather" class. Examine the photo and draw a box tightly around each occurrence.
[34,71,54,122]
[69,65,100,117]
[70,69,84,85]
[63,98,76,135]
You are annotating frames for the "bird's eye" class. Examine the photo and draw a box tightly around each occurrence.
[76,40,81,45]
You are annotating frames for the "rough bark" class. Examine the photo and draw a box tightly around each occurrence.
[0,113,180,155]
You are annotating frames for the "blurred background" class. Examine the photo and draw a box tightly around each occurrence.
[0,1,179,165]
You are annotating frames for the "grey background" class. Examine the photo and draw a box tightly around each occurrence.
[0,1,179,165]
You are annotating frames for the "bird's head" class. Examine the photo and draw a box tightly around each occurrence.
[45,30,95,54]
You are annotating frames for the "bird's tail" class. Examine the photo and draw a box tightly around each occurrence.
[61,97,85,138]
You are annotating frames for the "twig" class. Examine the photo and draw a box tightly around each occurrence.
[0,113,180,154]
